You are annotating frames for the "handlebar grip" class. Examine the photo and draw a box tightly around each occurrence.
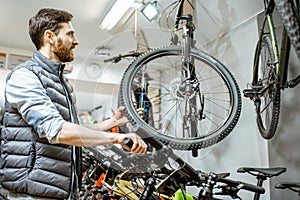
[123,137,133,148]
[218,177,265,194]
[131,125,163,150]
[103,58,113,63]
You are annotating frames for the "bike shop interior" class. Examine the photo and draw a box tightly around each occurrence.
[0,0,299,199]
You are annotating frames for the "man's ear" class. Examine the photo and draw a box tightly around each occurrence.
[44,30,54,44]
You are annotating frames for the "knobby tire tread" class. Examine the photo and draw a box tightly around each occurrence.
[255,35,281,139]
[274,0,300,58]
[118,46,242,150]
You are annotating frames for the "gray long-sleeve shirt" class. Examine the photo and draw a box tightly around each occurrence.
[5,67,65,143]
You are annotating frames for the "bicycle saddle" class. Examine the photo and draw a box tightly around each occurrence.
[275,182,300,188]
[237,167,286,177]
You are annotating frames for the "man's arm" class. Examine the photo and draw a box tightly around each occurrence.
[84,107,143,131]
[84,116,121,131]
[6,68,147,154]
[58,121,147,154]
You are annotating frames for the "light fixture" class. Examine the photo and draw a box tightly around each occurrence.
[141,1,159,21]
[100,0,142,31]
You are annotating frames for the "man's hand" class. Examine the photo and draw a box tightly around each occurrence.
[117,133,147,154]
[113,106,144,126]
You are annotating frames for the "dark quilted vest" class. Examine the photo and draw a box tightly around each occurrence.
[0,51,81,199]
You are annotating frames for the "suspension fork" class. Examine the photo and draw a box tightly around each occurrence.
[180,15,206,146]
[181,14,202,107]
[252,1,280,85]
[178,14,205,157]
[261,0,290,88]
[180,15,193,126]
[181,14,194,96]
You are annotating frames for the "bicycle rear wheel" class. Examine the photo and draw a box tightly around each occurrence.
[274,0,300,58]
[253,35,281,139]
[119,46,241,150]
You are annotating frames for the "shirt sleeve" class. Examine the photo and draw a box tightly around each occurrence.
[6,67,65,142]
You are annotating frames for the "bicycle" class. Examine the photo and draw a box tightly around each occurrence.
[134,134,268,200]
[243,0,300,139]
[118,0,242,153]
[80,136,266,200]
[80,136,175,200]
[177,166,286,200]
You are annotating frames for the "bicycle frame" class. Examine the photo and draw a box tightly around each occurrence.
[253,0,290,87]
[253,0,299,89]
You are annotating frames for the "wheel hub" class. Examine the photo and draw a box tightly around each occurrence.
[169,78,196,100]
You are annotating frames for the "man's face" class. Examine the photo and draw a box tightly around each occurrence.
[53,22,79,62]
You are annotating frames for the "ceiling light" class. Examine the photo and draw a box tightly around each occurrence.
[100,0,142,31]
[141,1,159,21]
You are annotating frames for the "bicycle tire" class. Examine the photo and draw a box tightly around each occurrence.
[274,0,300,58]
[253,35,281,139]
[119,46,241,150]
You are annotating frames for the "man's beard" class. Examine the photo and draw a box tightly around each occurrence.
[54,38,75,63]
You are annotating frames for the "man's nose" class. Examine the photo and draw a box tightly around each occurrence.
[73,36,79,46]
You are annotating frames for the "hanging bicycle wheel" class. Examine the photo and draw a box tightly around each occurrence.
[253,35,281,139]
[274,0,300,59]
[119,46,241,150]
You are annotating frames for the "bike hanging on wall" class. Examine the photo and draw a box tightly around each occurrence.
[243,0,300,139]
[118,0,242,153]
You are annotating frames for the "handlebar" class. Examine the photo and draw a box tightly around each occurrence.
[197,171,265,199]
[103,51,142,63]
[217,176,265,194]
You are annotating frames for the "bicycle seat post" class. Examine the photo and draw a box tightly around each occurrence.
[253,174,267,200]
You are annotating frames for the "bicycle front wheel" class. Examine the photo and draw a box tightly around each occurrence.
[253,35,281,139]
[274,0,300,58]
[119,46,241,150]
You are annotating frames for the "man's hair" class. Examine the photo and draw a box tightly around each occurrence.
[29,8,73,50]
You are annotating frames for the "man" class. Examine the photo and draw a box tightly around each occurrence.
[0,8,147,200]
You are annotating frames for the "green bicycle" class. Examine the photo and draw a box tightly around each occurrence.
[243,0,300,139]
